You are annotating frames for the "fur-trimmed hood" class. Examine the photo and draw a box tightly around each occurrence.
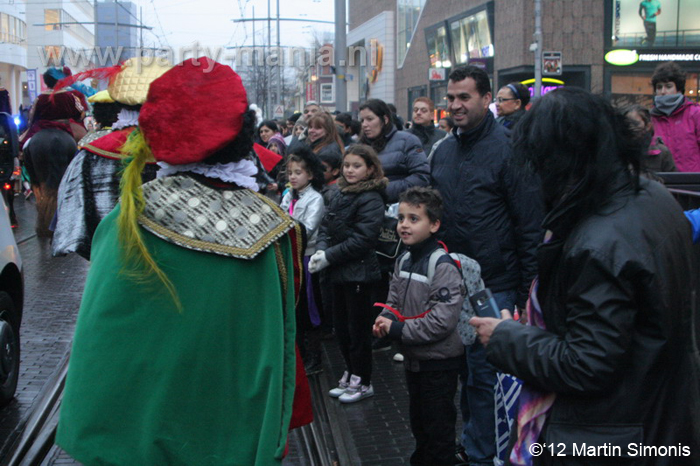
[338,176,388,194]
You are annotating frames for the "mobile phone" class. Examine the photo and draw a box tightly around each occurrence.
[469,289,502,319]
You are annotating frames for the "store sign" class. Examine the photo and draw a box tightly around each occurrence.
[638,53,700,62]
[521,78,565,97]
[306,83,315,101]
[26,69,37,102]
[428,68,446,81]
[606,49,700,65]
[543,51,562,76]
[605,49,639,66]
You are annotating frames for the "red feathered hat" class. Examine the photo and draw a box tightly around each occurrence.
[138,57,248,165]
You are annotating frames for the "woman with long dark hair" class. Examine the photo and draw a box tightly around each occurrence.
[470,87,699,466]
[307,112,344,161]
[358,98,428,204]
[258,119,287,156]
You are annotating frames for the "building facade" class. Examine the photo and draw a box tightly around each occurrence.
[604,0,700,108]
[348,0,699,121]
[0,0,28,114]
[25,0,95,103]
[96,0,139,63]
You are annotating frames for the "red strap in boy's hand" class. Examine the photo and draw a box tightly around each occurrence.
[373,303,431,323]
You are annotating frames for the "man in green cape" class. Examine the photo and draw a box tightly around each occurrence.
[57,57,303,466]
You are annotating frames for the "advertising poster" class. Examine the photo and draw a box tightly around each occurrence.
[543,52,562,76]
[612,0,700,48]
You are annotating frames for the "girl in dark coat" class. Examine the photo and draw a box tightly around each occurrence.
[309,144,387,404]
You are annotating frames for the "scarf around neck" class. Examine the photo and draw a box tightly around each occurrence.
[653,93,684,116]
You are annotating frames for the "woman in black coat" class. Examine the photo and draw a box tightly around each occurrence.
[470,88,700,466]
[358,98,428,204]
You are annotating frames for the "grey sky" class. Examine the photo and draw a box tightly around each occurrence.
[139,0,336,55]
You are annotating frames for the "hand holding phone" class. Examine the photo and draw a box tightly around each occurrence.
[469,289,502,319]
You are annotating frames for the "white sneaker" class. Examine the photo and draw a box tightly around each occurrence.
[338,375,374,403]
[328,371,350,398]
[393,352,404,362]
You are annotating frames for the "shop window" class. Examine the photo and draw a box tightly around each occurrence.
[430,84,448,110]
[612,0,700,47]
[426,25,451,68]
[397,0,427,68]
[450,9,493,64]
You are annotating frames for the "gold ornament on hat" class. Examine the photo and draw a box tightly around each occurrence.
[108,57,172,106]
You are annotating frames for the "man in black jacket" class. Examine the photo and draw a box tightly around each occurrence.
[430,65,543,465]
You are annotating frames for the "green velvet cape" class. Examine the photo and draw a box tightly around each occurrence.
[56,204,296,466]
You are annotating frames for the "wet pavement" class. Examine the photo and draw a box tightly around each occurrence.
[0,194,462,465]
[0,194,89,456]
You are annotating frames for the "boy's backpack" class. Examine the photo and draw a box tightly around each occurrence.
[396,243,484,345]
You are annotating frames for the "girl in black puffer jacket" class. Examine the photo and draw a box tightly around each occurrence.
[310,144,387,403]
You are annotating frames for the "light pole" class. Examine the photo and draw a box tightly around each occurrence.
[334,0,346,112]
[533,0,542,99]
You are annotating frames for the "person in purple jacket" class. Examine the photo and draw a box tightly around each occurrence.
[650,61,700,172]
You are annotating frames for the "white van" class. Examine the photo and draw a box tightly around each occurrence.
[0,112,23,406]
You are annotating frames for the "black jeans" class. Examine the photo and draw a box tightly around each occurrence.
[643,20,656,45]
[406,368,459,466]
[332,282,377,385]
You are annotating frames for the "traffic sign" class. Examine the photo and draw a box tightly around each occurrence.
[273,105,285,118]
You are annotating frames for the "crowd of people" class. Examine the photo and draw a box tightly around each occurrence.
[13,55,700,465]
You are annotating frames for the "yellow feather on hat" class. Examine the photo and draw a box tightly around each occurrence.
[87,89,114,104]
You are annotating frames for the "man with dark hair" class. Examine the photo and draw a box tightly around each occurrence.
[430,65,543,465]
[408,97,447,155]
[334,112,355,146]
[650,61,700,171]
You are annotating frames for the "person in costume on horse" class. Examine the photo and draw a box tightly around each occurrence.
[52,57,171,259]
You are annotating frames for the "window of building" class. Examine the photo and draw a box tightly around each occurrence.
[0,14,26,45]
[611,72,699,106]
[0,15,7,43]
[397,0,426,68]
[62,10,93,44]
[449,9,493,64]
[44,9,61,31]
[407,85,427,119]
[611,0,700,48]
[426,25,451,68]
[320,83,334,103]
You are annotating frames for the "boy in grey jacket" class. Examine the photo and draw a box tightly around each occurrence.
[373,186,465,466]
